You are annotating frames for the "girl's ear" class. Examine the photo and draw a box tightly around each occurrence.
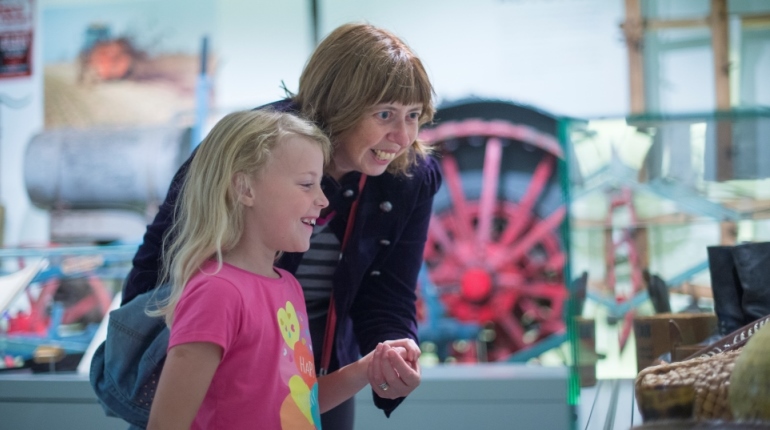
[233,173,255,206]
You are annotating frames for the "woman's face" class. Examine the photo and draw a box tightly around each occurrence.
[328,102,423,181]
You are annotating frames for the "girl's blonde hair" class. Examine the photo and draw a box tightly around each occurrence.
[294,22,436,175]
[150,110,331,326]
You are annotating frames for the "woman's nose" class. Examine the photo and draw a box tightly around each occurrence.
[389,119,413,148]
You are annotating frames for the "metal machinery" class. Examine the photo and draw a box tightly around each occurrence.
[0,246,136,371]
[417,99,576,363]
[1,125,190,371]
[24,125,190,243]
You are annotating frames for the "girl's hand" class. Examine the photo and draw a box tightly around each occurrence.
[367,339,421,399]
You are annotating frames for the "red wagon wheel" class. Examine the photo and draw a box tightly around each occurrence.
[419,100,569,361]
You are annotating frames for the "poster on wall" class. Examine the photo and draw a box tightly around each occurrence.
[0,0,34,78]
[42,0,216,129]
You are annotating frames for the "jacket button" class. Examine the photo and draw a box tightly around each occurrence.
[379,239,391,246]
[343,189,355,198]
[379,201,392,212]
[370,270,381,276]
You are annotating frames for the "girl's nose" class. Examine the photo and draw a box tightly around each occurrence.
[316,190,329,208]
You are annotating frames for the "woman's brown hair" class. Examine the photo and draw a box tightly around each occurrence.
[294,22,436,175]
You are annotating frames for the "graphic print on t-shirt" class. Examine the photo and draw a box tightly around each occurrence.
[278,301,321,429]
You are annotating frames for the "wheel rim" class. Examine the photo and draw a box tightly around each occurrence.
[420,111,568,361]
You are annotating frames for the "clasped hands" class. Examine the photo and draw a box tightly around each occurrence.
[366,339,421,399]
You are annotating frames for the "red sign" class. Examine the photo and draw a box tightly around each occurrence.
[0,0,34,78]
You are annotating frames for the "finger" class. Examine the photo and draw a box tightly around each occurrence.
[386,348,421,388]
[380,346,401,384]
[373,350,417,399]
[384,339,421,363]
[405,342,420,367]
[392,346,408,359]
[377,347,409,398]
[384,342,418,369]
[371,345,403,398]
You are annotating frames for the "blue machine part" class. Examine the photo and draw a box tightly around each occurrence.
[417,263,481,361]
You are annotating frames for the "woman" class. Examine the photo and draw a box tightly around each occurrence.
[122,22,441,429]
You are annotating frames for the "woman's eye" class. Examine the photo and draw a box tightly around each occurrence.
[376,111,391,120]
[408,112,421,120]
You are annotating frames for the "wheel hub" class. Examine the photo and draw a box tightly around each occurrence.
[460,268,493,303]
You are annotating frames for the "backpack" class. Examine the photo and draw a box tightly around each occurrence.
[89,285,170,428]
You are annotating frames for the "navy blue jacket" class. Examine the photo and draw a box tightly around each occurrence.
[121,99,442,415]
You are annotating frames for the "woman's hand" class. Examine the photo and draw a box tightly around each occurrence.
[367,339,421,399]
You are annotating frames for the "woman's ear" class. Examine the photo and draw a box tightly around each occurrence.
[233,173,255,206]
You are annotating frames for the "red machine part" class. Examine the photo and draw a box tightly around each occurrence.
[6,279,58,335]
[420,119,568,361]
[6,274,112,335]
[604,186,645,351]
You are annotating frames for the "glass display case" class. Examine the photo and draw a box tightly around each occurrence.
[11,106,769,428]
[416,99,579,417]
[566,109,770,382]
[0,245,135,372]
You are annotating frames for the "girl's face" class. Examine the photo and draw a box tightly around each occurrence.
[328,102,423,181]
[243,135,328,256]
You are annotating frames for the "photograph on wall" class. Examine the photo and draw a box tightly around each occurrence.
[0,0,34,78]
[41,0,216,129]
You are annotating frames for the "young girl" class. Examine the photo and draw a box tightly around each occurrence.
[146,110,415,430]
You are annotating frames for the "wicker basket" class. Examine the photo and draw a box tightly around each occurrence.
[635,316,770,422]
[636,348,741,420]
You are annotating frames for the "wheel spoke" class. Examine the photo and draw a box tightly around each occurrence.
[430,263,463,286]
[441,154,474,245]
[521,251,565,276]
[495,310,527,351]
[477,137,502,247]
[605,227,617,289]
[498,155,555,247]
[495,273,525,289]
[517,297,542,318]
[491,206,566,271]
[428,215,454,255]
[619,310,635,352]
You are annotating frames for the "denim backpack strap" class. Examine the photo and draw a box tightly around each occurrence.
[90,285,171,428]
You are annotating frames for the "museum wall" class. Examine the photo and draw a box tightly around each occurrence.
[1,0,768,248]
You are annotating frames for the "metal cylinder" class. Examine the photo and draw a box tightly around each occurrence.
[24,125,190,212]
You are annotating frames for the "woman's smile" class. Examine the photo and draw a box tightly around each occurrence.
[372,149,398,162]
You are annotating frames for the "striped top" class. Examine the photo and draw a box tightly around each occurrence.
[295,218,341,320]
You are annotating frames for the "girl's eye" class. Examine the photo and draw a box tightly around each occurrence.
[301,183,314,189]
[408,112,421,120]
[376,111,391,120]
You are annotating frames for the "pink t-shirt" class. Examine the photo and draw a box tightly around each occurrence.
[169,261,321,430]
